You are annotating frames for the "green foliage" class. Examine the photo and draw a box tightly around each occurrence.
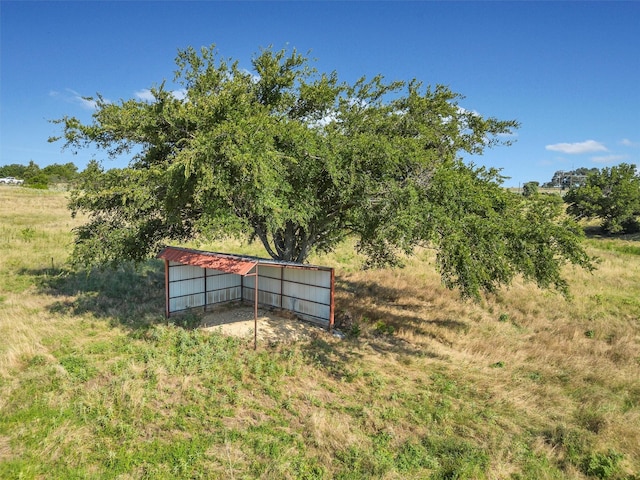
[544,424,593,467]
[582,450,624,479]
[423,166,593,298]
[373,320,395,335]
[25,172,49,189]
[565,163,640,234]
[21,160,46,188]
[522,181,539,197]
[42,162,78,183]
[542,425,627,478]
[425,436,490,480]
[51,44,593,298]
[588,239,640,256]
[20,227,36,242]
[347,321,361,338]
[0,160,78,187]
[0,163,28,178]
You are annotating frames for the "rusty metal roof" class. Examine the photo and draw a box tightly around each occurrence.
[157,246,258,276]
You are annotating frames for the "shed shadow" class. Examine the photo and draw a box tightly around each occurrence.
[333,277,470,353]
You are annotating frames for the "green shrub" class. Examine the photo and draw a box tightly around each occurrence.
[582,450,623,479]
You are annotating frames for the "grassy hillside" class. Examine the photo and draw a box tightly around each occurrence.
[1,187,639,479]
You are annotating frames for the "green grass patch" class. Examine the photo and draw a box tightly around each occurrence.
[587,238,640,256]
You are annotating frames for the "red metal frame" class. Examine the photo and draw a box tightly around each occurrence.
[329,267,335,332]
[164,259,170,318]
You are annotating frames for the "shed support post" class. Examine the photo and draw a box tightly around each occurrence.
[203,267,208,312]
[254,266,259,350]
[280,267,284,309]
[164,259,170,318]
[329,268,335,332]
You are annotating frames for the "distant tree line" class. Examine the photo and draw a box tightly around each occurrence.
[0,161,79,188]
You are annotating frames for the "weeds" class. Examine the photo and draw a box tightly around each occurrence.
[582,449,624,479]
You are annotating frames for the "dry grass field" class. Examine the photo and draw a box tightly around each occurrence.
[1,186,639,479]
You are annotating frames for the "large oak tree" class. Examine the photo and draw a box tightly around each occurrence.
[52,46,593,298]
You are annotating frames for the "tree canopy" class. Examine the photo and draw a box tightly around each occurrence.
[522,181,539,197]
[564,163,640,234]
[51,45,593,298]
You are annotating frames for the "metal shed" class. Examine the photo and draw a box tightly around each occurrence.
[157,246,335,332]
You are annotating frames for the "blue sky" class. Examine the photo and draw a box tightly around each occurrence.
[1,1,638,187]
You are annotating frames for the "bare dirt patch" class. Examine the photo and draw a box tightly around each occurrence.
[199,305,327,342]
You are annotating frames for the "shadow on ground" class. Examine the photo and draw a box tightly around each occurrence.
[332,277,468,359]
[583,225,640,241]
[336,278,468,327]
[23,259,168,330]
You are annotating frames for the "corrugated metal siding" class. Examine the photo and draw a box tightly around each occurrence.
[241,268,332,325]
[284,268,332,288]
[172,278,205,297]
[282,297,331,326]
[283,269,332,324]
[207,286,241,304]
[283,279,331,304]
[167,261,206,314]
[169,263,203,281]
[205,270,241,291]
[205,269,242,304]
[259,266,282,280]
[170,293,205,312]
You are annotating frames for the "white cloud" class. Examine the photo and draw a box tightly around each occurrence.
[545,140,607,154]
[241,68,260,83]
[307,110,338,129]
[591,154,628,163]
[78,97,98,110]
[171,89,187,101]
[620,138,639,148]
[135,89,155,102]
[135,88,187,101]
[457,106,480,116]
[63,88,100,110]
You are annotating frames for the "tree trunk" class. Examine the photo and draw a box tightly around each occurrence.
[253,220,313,263]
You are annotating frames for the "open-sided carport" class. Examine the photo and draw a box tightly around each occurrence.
[157,246,334,346]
